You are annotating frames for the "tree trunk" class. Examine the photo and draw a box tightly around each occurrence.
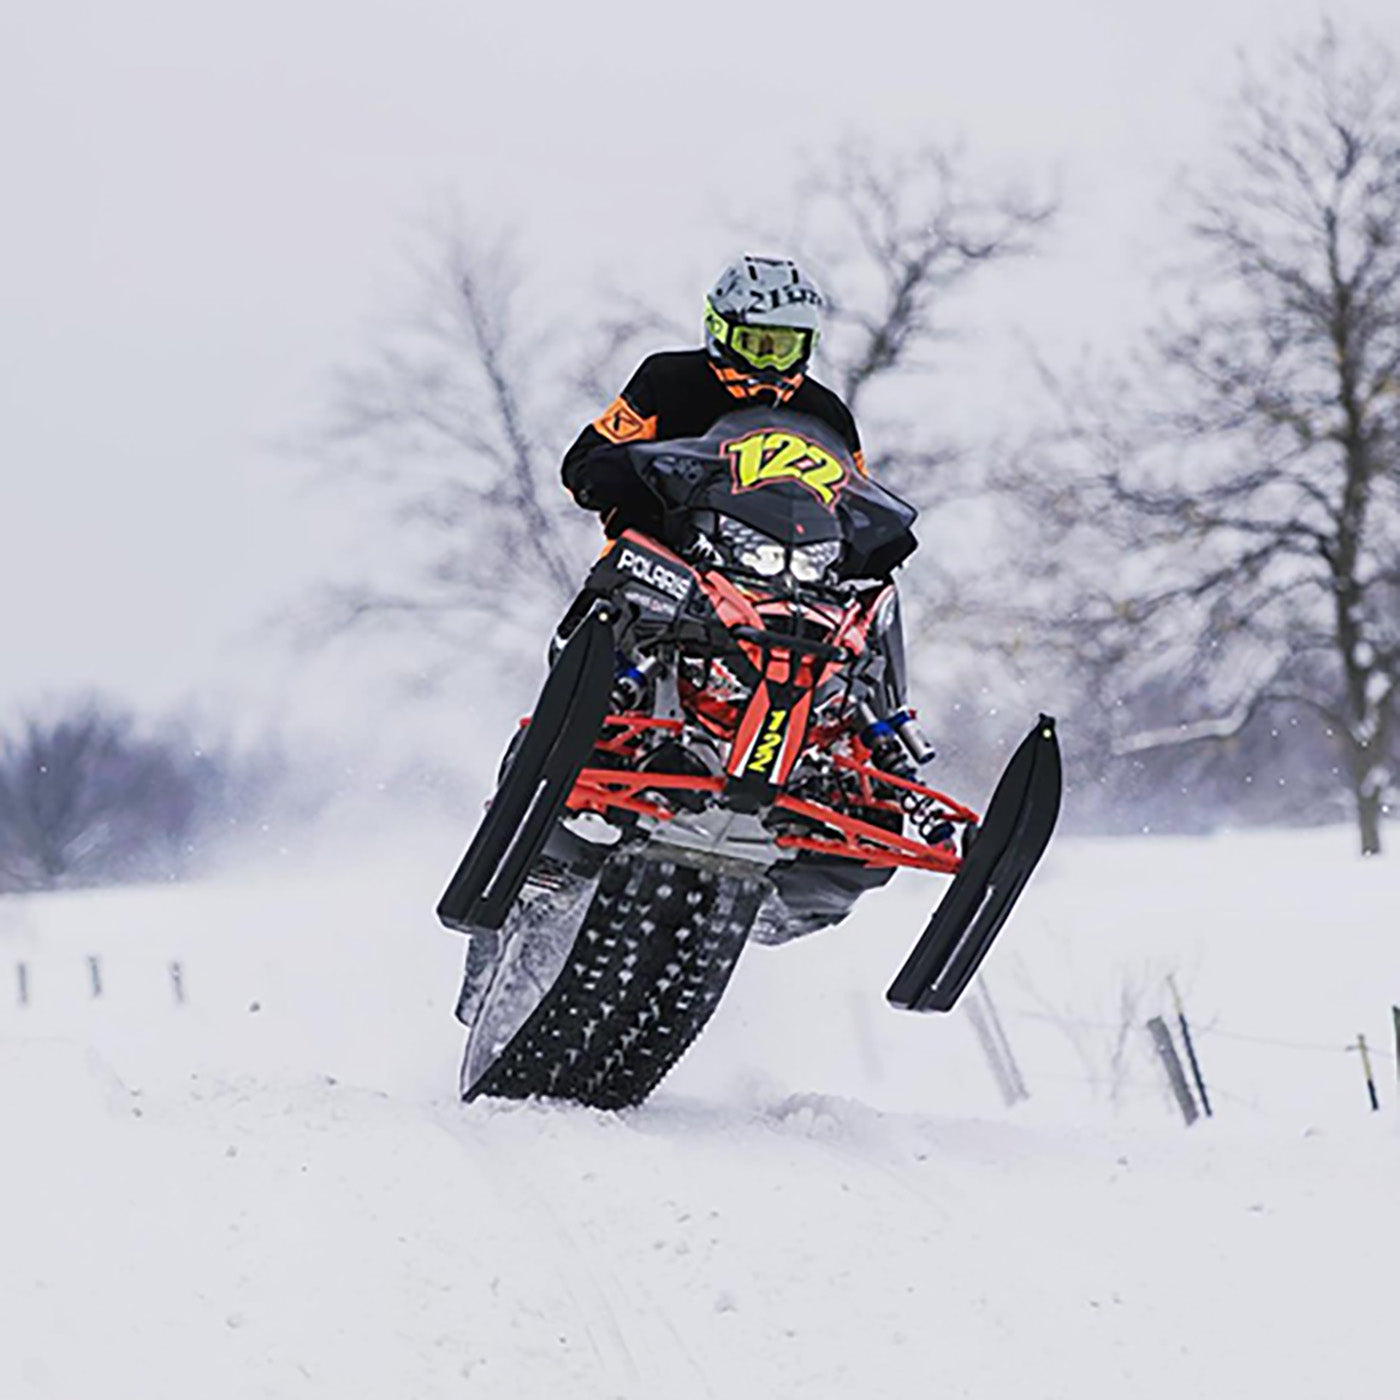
[1340,724,1385,856]
[1356,785,1383,857]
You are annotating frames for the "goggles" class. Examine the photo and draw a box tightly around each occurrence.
[707,300,816,372]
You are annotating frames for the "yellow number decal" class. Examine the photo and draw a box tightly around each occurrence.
[724,431,848,506]
[747,709,789,774]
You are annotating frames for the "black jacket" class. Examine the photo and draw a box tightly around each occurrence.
[562,349,864,534]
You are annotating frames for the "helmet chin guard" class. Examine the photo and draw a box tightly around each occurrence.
[704,255,823,390]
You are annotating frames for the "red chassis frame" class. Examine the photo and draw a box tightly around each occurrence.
[564,715,978,876]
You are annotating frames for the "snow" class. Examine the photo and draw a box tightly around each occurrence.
[3,822,1398,1399]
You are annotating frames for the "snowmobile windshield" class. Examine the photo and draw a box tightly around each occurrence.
[631,408,918,578]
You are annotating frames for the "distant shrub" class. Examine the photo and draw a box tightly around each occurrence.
[0,697,278,893]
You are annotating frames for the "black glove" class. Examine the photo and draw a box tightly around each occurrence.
[571,444,639,512]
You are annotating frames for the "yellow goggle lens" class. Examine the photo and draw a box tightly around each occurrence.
[728,323,810,372]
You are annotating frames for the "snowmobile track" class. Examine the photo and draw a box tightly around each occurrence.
[466,855,766,1109]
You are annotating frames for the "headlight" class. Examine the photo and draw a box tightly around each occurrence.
[790,540,842,583]
[741,542,787,576]
[717,518,841,582]
[719,518,785,577]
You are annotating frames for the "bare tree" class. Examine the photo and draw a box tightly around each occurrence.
[792,143,1060,786]
[795,140,1055,498]
[0,699,259,892]
[1024,26,1400,854]
[311,224,681,693]
[315,231,596,678]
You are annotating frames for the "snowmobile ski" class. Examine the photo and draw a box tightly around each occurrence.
[437,601,617,933]
[886,715,1062,1013]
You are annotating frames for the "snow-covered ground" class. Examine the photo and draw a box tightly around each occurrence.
[3,822,1397,1399]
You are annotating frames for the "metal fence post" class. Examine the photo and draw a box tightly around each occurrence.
[1168,974,1212,1118]
[1354,1034,1381,1112]
[1147,1016,1199,1126]
[968,980,1029,1108]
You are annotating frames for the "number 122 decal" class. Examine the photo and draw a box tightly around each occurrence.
[723,430,848,506]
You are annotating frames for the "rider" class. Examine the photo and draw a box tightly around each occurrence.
[562,255,867,542]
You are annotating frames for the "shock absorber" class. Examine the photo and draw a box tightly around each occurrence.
[857,703,936,774]
[889,708,936,766]
[857,703,951,845]
[859,711,911,776]
[612,652,659,710]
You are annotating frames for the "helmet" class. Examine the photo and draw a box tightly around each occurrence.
[703,255,823,398]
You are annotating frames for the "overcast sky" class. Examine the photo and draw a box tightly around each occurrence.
[3,0,1395,729]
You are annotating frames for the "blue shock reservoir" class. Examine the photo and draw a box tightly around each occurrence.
[858,713,906,773]
[890,708,936,765]
[612,652,655,710]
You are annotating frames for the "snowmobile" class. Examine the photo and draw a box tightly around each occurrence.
[438,407,1061,1109]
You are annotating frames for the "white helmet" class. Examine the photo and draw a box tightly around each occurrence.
[704,255,823,392]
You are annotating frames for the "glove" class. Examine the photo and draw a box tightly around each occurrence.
[571,444,638,513]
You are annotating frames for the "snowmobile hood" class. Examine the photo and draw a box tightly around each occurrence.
[632,408,918,576]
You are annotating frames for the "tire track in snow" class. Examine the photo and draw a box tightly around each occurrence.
[552,1193,718,1400]
[437,1104,715,1399]
[433,1110,640,1393]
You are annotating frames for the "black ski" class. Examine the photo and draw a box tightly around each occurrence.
[887,715,1062,1013]
[437,601,617,933]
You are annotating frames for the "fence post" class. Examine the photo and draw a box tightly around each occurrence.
[1353,1034,1380,1112]
[1147,1016,1199,1126]
[17,962,29,1006]
[1167,975,1212,1118]
[982,978,1028,1102]
[967,979,1029,1107]
[88,955,103,999]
